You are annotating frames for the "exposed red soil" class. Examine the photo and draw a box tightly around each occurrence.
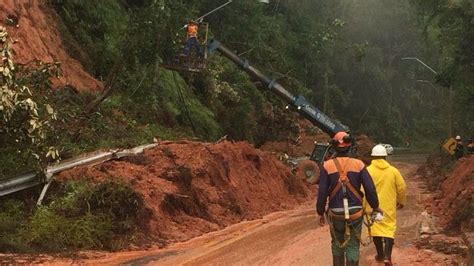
[56,140,312,245]
[421,154,474,230]
[259,118,375,164]
[437,155,474,229]
[260,119,330,157]
[0,0,102,91]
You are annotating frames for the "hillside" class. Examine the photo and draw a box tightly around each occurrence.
[0,0,102,91]
[0,0,472,259]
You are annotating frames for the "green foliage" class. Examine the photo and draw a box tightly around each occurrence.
[154,69,222,139]
[48,90,181,156]
[411,0,474,137]
[24,207,106,251]
[0,27,59,179]
[51,0,129,77]
[51,0,471,151]
[455,84,474,134]
[0,180,149,252]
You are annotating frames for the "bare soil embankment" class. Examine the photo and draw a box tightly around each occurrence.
[260,119,330,157]
[420,154,474,230]
[259,119,374,163]
[57,140,313,245]
[0,0,102,91]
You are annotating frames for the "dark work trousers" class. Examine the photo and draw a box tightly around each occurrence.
[373,236,394,261]
[330,209,364,263]
[183,37,203,57]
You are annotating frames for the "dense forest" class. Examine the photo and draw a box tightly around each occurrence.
[1,0,473,176]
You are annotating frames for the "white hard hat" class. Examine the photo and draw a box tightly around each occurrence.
[455,135,461,140]
[371,144,388,156]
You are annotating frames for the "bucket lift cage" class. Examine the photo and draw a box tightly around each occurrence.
[162,22,209,73]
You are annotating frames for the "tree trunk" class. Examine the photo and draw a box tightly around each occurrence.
[84,62,121,116]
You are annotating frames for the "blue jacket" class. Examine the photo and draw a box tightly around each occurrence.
[316,156,379,215]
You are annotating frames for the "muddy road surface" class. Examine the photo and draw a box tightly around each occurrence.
[37,154,463,265]
[70,205,332,266]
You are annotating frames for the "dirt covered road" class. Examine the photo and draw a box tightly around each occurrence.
[47,154,463,265]
[66,204,332,266]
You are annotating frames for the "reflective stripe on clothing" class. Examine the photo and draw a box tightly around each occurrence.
[316,156,379,215]
[330,206,363,212]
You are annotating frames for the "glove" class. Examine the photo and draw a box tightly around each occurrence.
[372,207,384,222]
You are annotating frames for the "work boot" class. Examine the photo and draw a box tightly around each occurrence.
[373,237,384,262]
[332,255,345,266]
[383,238,394,266]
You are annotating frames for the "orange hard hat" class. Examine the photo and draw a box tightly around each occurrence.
[333,131,352,148]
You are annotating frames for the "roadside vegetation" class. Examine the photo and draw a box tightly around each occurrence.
[0,26,59,178]
[0,180,149,252]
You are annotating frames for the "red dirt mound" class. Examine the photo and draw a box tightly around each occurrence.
[260,117,375,162]
[422,155,474,230]
[56,140,312,245]
[0,0,102,91]
[260,119,330,157]
[438,155,474,229]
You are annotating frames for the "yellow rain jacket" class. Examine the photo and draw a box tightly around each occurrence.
[365,159,407,238]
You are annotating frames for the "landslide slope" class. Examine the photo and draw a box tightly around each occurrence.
[57,141,312,244]
[421,154,474,230]
[0,0,102,91]
[438,155,474,230]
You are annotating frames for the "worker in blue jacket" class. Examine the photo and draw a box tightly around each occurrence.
[317,131,381,266]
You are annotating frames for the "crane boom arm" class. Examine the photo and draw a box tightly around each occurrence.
[207,39,348,137]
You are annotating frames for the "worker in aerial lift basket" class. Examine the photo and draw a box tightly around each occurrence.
[316,131,382,266]
[366,144,407,266]
[182,20,203,58]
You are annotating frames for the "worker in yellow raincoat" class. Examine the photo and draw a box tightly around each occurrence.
[365,144,406,266]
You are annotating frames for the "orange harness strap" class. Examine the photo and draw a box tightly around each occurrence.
[328,158,363,203]
[328,208,364,221]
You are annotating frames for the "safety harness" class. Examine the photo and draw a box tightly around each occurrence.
[325,158,373,248]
